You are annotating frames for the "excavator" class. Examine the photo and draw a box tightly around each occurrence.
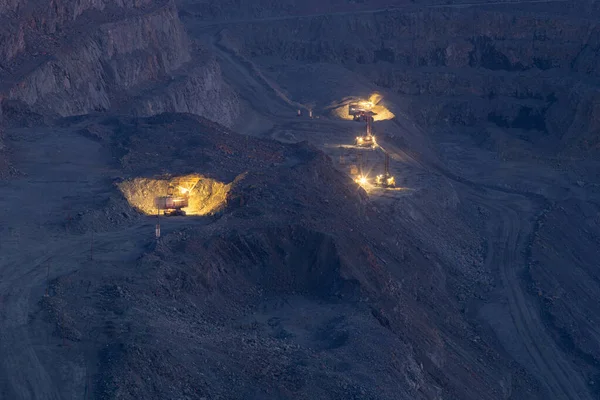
[355,111,377,148]
[348,94,383,122]
[349,100,374,121]
[155,185,188,216]
[374,152,395,188]
[155,177,200,216]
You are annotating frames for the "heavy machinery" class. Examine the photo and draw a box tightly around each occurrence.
[155,184,189,216]
[374,152,395,188]
[349,102,368,121]
[349,100,376,121]
[355,111,377,148]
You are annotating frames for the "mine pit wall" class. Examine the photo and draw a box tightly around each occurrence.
[0,0,155,65]
[227,8,600,154]
[1,0,241,127]
[6,1,189,116]
[129,59,241,128]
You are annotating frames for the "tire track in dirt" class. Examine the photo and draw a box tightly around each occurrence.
[463,188,592,400]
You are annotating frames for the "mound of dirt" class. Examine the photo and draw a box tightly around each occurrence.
[31,112,541,400]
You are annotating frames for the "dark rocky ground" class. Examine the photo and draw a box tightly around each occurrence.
[0,113,535,399]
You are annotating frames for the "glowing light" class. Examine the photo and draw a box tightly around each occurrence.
[374,174,395,188]
[355,135,376,148]
[335,93,395,121]
[117,174,231,216]
[355,175,370,187]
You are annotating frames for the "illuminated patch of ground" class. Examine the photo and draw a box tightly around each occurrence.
[118,174,231,216]
[354,174,374,193]
[331,93,395,121]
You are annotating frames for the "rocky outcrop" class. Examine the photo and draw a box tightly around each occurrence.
[0,0,241,127]
[0,0,154,66]
[128,58,240,127]
[5,1,189,116]
[178,0,405,21]
[225,9,599,71]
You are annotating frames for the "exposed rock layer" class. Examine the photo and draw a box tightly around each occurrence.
[0,0,240,126]
[223,7,600,155]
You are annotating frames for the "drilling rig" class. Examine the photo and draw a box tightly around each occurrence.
[355,111,377,148]
[374,152,395,188]
[349,101,373,121]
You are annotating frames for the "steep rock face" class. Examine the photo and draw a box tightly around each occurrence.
[0,0,241,127]
[223,7,600,154]
[0,0,154,65]
[177,0,403,20]
[177,0,600,21]
[6,1,189,116]
[128,58,241,127]
[226,9,599,72]
[0,21,25,62]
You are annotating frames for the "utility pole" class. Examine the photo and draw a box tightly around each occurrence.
[155,208,161,241]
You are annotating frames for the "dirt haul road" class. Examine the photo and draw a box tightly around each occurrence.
[463,186,592,400]
[202,25,595,400]
[0,126,208,400]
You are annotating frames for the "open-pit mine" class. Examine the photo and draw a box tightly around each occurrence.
[0,0,599,399]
